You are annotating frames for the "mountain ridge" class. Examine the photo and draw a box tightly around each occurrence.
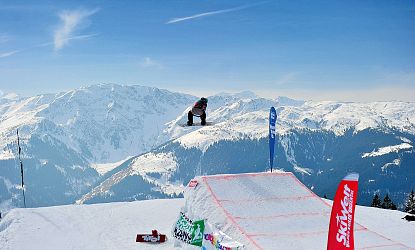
[1,83,414,210]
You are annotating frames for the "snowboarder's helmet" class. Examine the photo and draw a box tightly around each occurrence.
[201,97,208,103]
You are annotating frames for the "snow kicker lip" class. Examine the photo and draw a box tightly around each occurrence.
[181,172,412,250]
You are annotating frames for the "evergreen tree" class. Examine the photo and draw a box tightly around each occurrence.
[382,194,397,210]
[371,193,382,208]
[404,190,415,214]
[382,194,391,209]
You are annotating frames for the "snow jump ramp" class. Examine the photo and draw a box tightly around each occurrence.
[175,172,410,249]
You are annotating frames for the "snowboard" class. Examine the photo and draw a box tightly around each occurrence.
[180,121,214,127]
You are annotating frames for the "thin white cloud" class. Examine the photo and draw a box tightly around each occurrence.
[54,8,99,50]
[42,33,98,48]
[0,33,97,59]
[0,33,11,44]
[139,57,163,69]
[0,50,19,58]
[166,2,267,24]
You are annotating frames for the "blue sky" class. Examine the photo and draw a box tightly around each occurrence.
[0,0,414,101]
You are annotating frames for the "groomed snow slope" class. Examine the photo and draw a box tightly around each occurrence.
[181,172,414,249]
[1,173,414,250]
[0,199,183,250]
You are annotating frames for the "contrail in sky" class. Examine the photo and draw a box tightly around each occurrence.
[166,2,267,24]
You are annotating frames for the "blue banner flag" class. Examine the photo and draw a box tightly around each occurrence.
[269,107,277,172]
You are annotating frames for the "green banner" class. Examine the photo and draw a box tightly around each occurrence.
[173,212,205,247]
[191,219,205,247]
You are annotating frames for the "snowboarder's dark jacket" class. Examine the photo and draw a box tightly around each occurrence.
[191,98,208,116]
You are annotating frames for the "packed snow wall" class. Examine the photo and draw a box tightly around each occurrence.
[172,172,411,249]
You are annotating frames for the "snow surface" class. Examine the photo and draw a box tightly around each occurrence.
[90,156,132,175]
[0,199,183,250]
[0,149,14,160]
[354,205,415,249]
[130,152,183,196]
[76,152,183,204]
[166,100,415,153]
[0,84,195,164]
[1,84,414,164]
[1,172,415,250]
[176,111,268,152]
[362,143,413,158]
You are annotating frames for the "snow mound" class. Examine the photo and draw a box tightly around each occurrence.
[177,172,413,249]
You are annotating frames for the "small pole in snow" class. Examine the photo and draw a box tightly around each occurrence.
[17,129,26,208]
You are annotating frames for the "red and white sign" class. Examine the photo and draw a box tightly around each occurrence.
[188,179,198,188]
[136,230,167,243]
[327,173,359,250]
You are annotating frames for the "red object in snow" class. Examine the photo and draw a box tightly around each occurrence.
[136,230,167,243]
[188,179,198,188]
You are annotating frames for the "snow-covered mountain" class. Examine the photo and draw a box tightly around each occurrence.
[76,93,415,207]
[0,84,195,209]
[1,84,414,209]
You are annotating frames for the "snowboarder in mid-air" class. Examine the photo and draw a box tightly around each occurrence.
[187,97,208,126]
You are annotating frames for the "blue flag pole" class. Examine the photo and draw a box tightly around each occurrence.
[269,107,277,172]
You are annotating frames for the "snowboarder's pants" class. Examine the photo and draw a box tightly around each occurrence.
[188,111,206,125]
